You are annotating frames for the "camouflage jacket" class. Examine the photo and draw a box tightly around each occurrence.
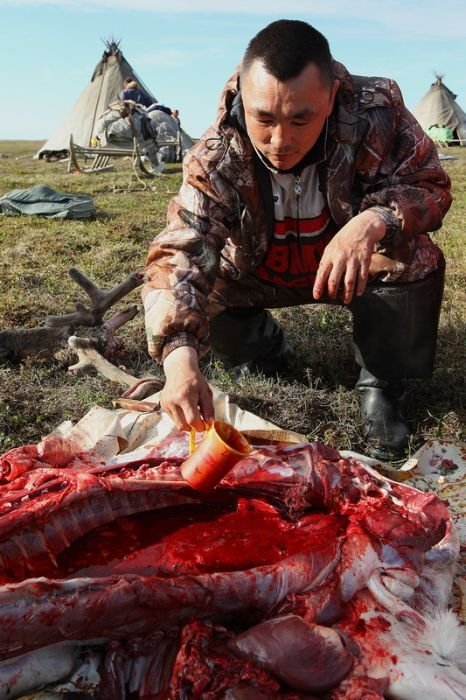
[143,61,452,363]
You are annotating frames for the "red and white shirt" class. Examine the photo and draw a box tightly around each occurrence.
[256,164,335,288]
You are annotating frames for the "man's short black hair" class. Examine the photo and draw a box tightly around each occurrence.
[241,19,334,86]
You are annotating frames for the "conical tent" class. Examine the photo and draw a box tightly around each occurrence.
[35,40,157,159]
[412,75,466,145]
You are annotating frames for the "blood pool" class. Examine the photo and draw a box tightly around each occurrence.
[56,499,346,579]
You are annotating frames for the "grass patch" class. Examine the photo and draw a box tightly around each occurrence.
[0,141,464,455]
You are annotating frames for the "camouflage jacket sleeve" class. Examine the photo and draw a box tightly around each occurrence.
[354,80,452,242]
[143,139,237,364]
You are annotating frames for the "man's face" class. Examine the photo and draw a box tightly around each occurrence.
[242,60,339,171]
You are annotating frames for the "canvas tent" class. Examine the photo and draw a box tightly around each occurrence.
[35,40,157,159]
[412,75,466,145]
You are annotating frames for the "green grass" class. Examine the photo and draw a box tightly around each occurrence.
[0,140,464,456]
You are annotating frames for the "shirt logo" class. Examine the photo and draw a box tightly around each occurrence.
[256,207,335,287]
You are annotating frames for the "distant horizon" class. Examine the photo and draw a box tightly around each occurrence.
[1,138,48,143]
[1,1,465,142]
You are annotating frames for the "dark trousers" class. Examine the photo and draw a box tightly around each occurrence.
[208,261,445,381]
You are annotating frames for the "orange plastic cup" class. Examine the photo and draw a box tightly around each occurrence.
[181,420,251,491]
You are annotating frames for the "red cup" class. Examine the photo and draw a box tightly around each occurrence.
[181,420,251,491]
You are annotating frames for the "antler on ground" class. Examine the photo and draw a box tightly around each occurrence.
[0,268,143,362]
[68,336,164,400]
[46,268,143,328]
[68,336,139,387]
[1,267,165,401]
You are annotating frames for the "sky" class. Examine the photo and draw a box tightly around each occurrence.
[1,0,466,142]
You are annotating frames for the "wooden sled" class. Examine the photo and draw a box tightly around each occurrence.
[67,134,180,177]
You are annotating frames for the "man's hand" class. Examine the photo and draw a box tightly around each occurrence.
[313,210,387,304]
[161,346,214,431]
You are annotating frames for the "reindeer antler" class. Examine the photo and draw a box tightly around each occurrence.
[0,268,143,361]
[68,336,164,400]
[46,268,143,328]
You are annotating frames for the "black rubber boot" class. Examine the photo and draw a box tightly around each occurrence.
[356,369,409,461]
[350,262,445,380]
[234,344,297,381]
[209,307,296,379]
[350,262,445,460]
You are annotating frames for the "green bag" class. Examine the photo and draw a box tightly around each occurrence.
[0,184,96,219]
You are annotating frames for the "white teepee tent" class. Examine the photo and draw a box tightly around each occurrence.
[412,75,466,145]
[35,40,157,159]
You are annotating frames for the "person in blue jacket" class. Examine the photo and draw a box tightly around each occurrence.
[119,78,153,108]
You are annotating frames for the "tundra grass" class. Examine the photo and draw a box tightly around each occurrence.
[0,140,464,456]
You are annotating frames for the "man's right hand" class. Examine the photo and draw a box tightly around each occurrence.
[161,346,214,431]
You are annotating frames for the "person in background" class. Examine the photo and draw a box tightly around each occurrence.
[171,108,181,127]
[143,19,452,461]
[146,103,173,116]
[119,77,153,109]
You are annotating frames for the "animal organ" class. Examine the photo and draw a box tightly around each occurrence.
[0,432,464,699]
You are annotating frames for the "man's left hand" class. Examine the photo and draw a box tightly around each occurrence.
[312,209,387,304]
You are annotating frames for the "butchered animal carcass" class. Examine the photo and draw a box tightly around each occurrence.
[0,432,465,699]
